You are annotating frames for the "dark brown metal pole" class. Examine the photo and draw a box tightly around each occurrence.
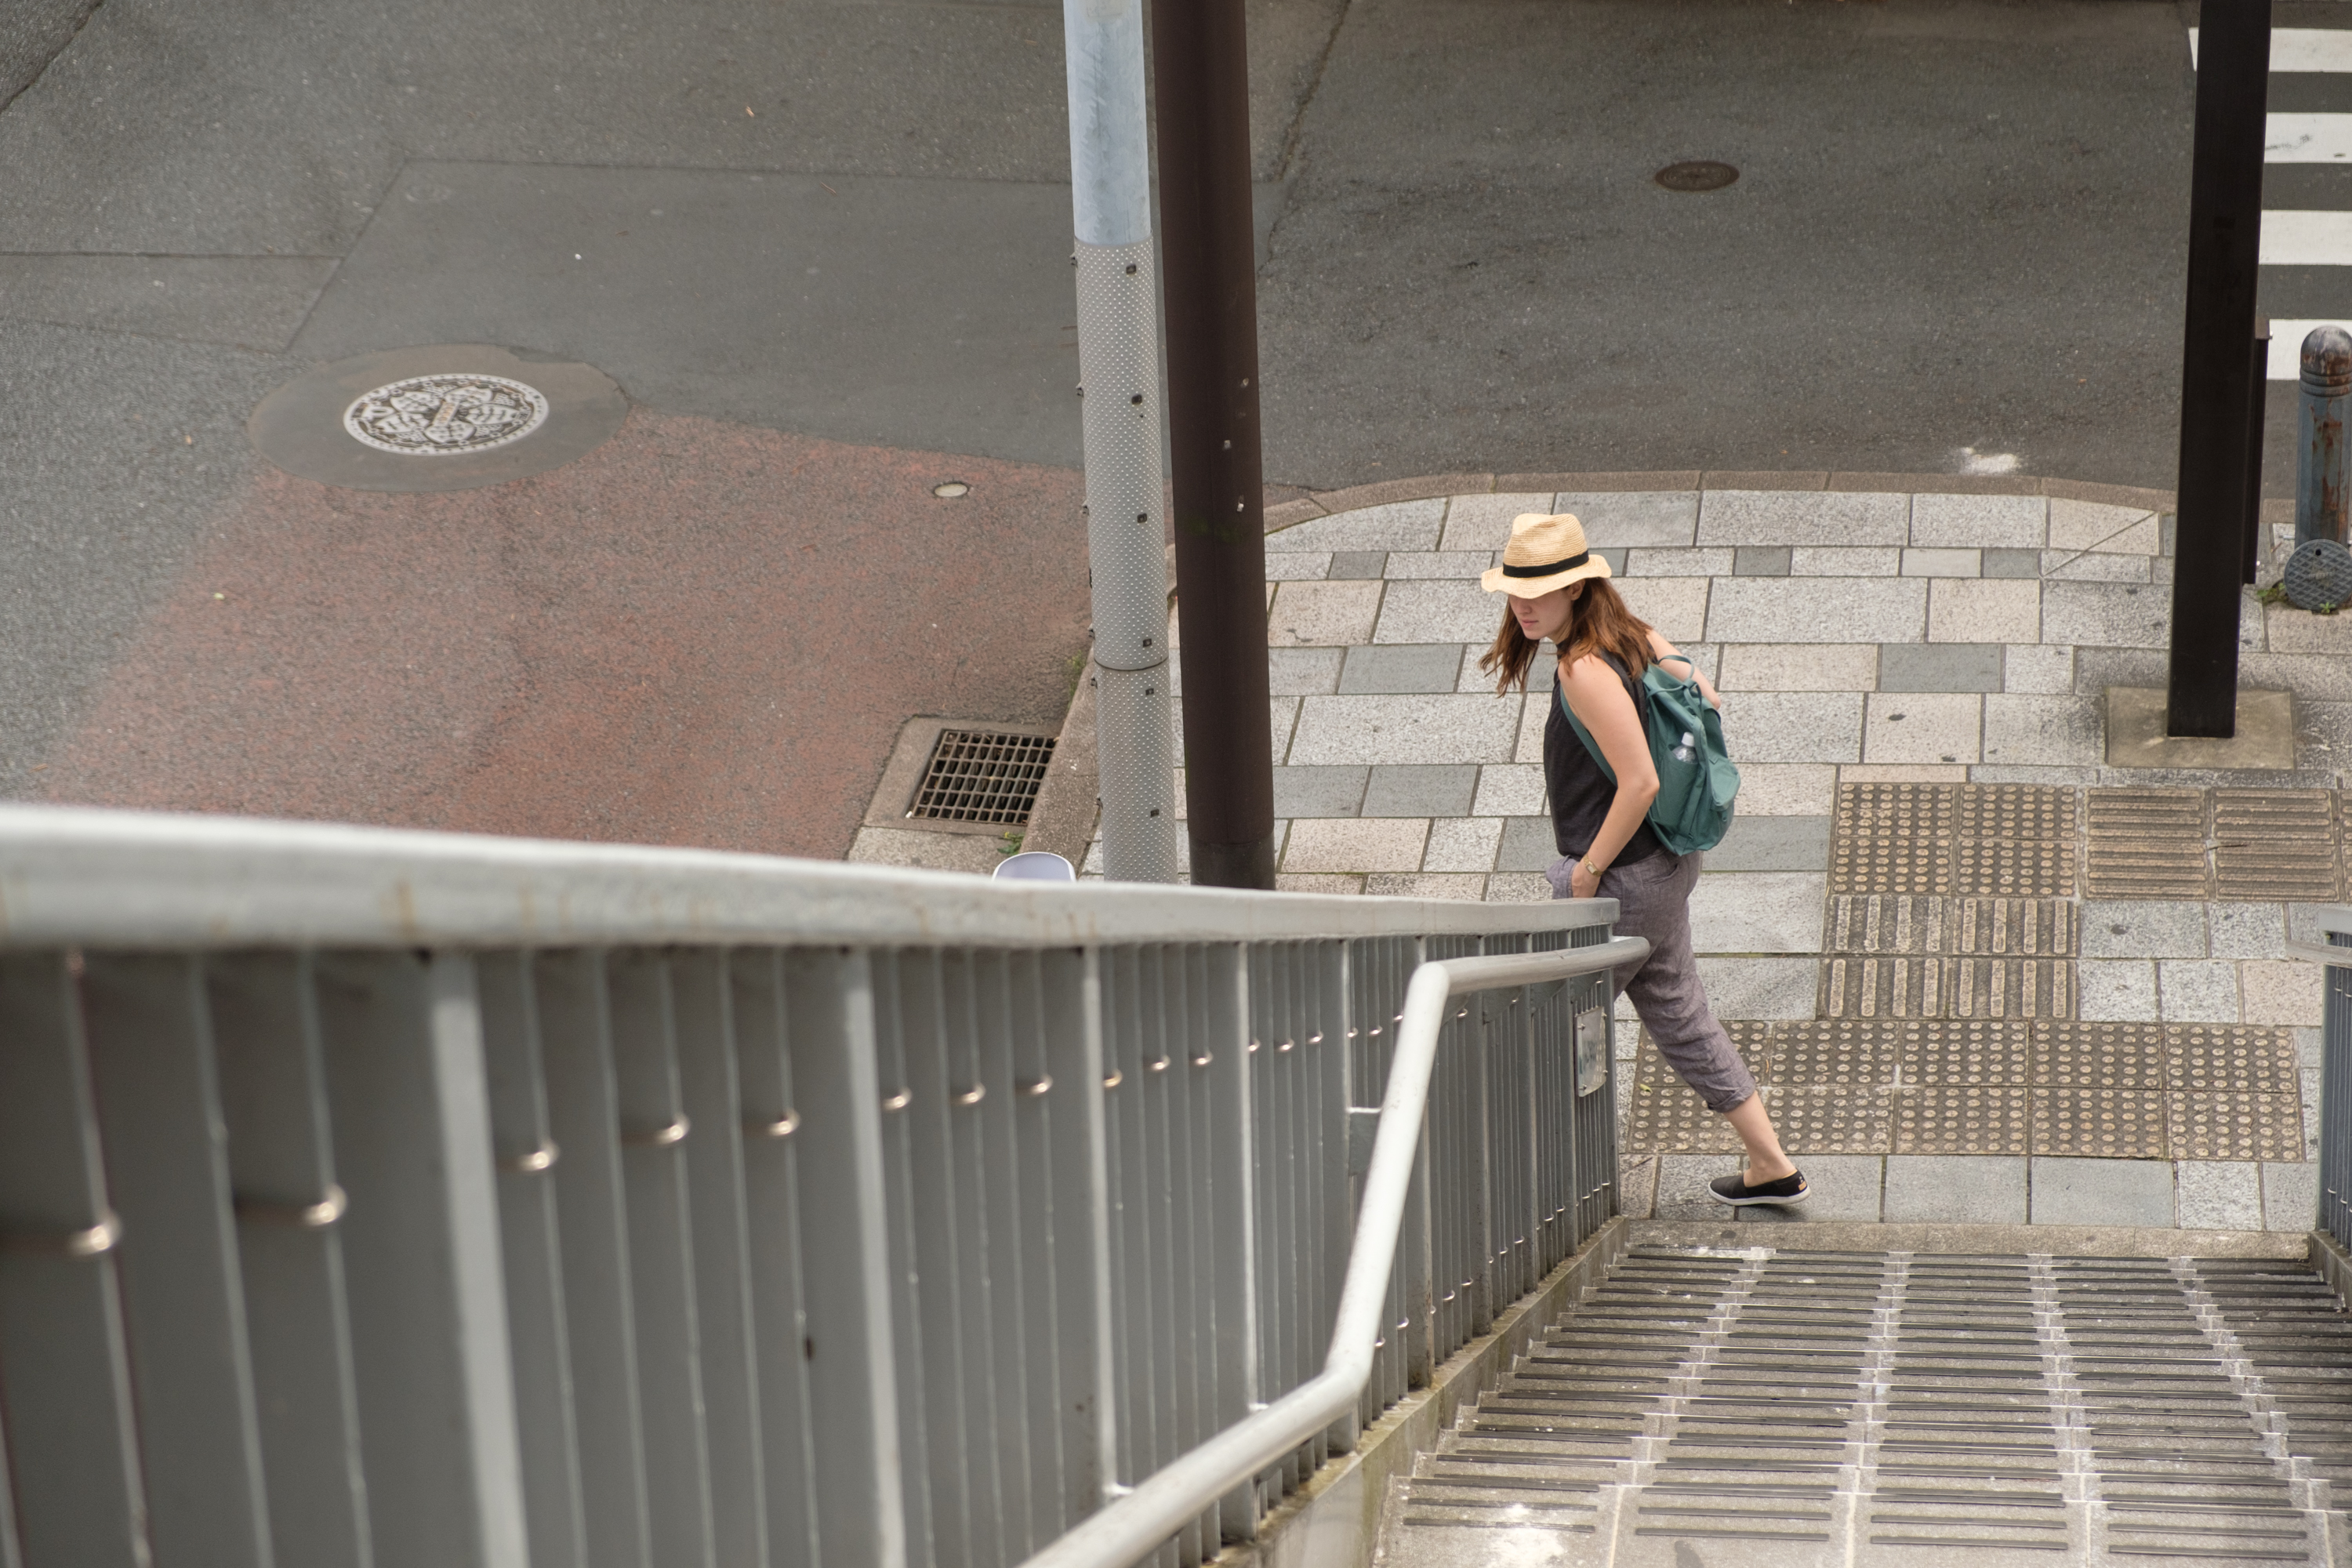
[1152,0,1276,888]
[2166,0,2270,736]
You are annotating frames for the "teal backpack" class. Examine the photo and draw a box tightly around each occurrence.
[1555,653,1740,855]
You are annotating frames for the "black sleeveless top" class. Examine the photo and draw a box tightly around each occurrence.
[1544,652,1664,866]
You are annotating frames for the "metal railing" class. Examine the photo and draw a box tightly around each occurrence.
[2293,909,2352,1254]
[0,805,1630,1568]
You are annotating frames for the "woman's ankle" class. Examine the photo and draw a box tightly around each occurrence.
[1743,1155,1798,1183]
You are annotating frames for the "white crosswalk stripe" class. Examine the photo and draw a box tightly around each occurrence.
[2197,22,2352,375]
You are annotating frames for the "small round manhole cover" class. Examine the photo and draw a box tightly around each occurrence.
[1655,160,1739,193]
[343,373,551,456]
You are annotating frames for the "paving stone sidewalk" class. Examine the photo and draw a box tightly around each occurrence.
[1093,476,2350,1232]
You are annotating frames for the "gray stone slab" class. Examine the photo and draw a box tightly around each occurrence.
[1980,693,2103,768]
[1625,546,1734,577]
[1654,1153,1742,1220]
[2041,580,2172,648]
[0,253,336,352]
[2159,959,2240,1023]
[1699,489,1910,546]
[1373,579,1502,644]
[2077,960,2159,1022]
[2082,901,2209,960]
[1381,549,1496,580]
[1689,872,1826,953]
[1495,815,1558,873]
[1265,647,1346,696]
[1693,957,1820,1018]
[292,162,1093,467]
[1879,642,2003,693]
[1270,765,1367,818]
[1736,1153,1884,1222]
[2263,1159,2317,1231]
[2175,1160,2263,1230]
[2209,902,2286,960]
[1269,499,1446,551]
[1702,813,1831,871]
[1910,492,2049,550]
[1704,577,1927,644]
[1326,550,1386,579]
[1552,491,1698,548]
[1983,547,2043,579]
[1287,693,1521,766]
[1339,643,1465,695]
[2030,1156,2173,1226]
[1719,691,1864,764]
[1883,1155,2027,1224]
[1733,544,1791,576]
[1362,764,1478,817]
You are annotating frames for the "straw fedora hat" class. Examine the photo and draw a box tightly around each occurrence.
[1479,513,1612,597]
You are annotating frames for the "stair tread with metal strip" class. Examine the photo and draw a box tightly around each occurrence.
[1376,1243,2352,1566]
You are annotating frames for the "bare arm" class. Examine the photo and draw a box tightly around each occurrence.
[1559,654,1658,897]
[1646,626,1721,710]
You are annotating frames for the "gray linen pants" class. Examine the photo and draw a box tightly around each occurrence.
[1550,848,1756,1113]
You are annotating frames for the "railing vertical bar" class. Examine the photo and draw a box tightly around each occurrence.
[1037,948,1113,1530]
[1102,946,1147,1494]
[1205,943,1257,1541]
[606,953,718,1568]
[81,953,277,1568]
[671,949,771,1568]
[208,953,373,1568]
[313,951,529,1568]
[874,949,947,1568]
[536,949,656,1568]
[1312,942,1358,1454]
[782,947,909,1568]
[972,949,1037,1564]
[729,950,822,1568]
[1161,946,1206,1567]
[931,951,1005,1568]
[478,951,591,1568]
[1003,951,1066,1550]
[0,952,151,1568]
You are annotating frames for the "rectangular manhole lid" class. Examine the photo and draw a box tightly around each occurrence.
[906,728,1057,825]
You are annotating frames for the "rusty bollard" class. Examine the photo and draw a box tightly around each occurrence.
[2299,325,2352,548]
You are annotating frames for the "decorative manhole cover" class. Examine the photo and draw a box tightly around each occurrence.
[343,373,551,456]
[1654,160,1739,192]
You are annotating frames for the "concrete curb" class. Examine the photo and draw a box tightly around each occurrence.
[1215,1215,1631,1568]
[1635,1217,2314,1258]
[1022,655,1102,869]
[1261,470,2177,532]
[2311,1228,2352,1308]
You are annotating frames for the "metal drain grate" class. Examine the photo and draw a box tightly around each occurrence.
[906,728,1057,824]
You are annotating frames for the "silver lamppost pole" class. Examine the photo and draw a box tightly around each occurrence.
[1063,0,1179,882]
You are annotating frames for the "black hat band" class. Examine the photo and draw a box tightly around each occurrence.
[1501,550,1590,579]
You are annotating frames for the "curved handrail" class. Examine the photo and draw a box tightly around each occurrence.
[1015,938,1649,1568]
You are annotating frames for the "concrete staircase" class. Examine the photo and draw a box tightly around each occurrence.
[1374,1241,2352,1567]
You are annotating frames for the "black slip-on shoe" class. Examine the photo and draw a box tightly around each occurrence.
[1708,1171,1809,1207]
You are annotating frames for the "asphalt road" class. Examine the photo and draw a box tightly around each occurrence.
[0,0,2230,844]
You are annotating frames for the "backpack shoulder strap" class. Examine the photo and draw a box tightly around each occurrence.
[1554,652,1646,782]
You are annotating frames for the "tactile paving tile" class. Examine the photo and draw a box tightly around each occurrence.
[1821,894,1945,954]
[1945,957,2074,1022]
[1762,1084,1893,1153]
[2032,1087,2168,1157]
[2212,789,2340,901]
[1769,1019,1905,1084]
[1829,782,1953,895]
[1907,1019,2035,1085]
[2085,787,2210,899]
[1621,1079,1743,1152]
[2035,1022,2168,1088]
[1894,1084,2032,1154]
[1818,956,1944,1019]
[2168,1091,2306,1160]
[1954,782,2078,843]
[2167,1025,2302,1094]
[1950,836,2076,898]
[1634,1020,1775,1087]
[1947,897,2075,956]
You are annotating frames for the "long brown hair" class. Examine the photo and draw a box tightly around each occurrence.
[1476,578,1656,695]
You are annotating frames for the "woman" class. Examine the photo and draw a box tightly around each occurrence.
[1479,512,1806,1208]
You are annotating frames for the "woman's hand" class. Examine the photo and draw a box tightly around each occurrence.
[1570,858,1602,899]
